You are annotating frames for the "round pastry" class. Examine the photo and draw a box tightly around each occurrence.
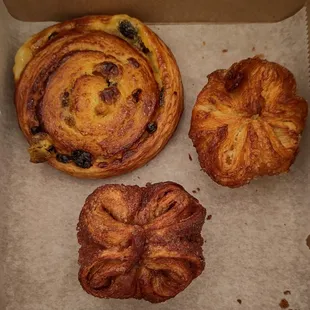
[189,57,308,187]
[77,182,206,303]
[14,15,183,178]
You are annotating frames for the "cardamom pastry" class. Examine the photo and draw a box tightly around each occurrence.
[189,57,308,187]
[77,182,206,303]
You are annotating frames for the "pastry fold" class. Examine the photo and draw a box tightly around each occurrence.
[189,57,308,187]
[77,182,206,303]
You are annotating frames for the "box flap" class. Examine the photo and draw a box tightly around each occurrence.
[3,0,306,22]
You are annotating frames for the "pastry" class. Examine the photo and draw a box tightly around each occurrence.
[14,15,183,178]
[77,182,206,303]
[189,57,308,187]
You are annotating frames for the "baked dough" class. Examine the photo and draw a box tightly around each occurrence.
[189,57,308,187]
[14,15,183,178]
[77,182,206,303]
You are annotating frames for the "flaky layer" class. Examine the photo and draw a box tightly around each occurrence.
[77,182,206,303]
[189,57,308,187]
[14,15,183,178]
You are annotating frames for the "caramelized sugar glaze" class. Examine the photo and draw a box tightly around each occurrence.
[77,182,206,303]
[190,58,308,187]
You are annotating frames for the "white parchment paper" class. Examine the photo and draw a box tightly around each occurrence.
[0,2,309,309]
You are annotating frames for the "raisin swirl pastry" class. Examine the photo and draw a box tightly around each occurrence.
[14,15,183,178]
[77,182,206,303]
[189,57,308,187]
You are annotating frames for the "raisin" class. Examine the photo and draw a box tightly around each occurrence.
[159,87,164,106]
[146,122,157,134]
[30,126,41,135]
[132,89,142,103]
[139,41,150,54]
[99,86,120,104]
[128,57,140,68]
[48,31,58,41]
[119,20,137,39]
[102,62,119,77]
[56,154,71,163]
[72,150,92,168]
[93,62,119,79]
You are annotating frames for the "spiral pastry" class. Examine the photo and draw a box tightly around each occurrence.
[189,57,308,187]
[77,182,206,303]
[14,15,183,178]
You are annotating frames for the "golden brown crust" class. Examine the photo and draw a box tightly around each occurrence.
[77,182,206,303]
[14,15,183,178]
[189,57,308,187]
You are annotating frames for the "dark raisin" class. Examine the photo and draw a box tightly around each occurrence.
[128,57,140,68]
[72,150,92,168]
[30,126,41,135]
[132,89,142,103]
[48,31,58,41]
[99,86,120,104]
[159,87,164,106]
[119,20,137,39]
[146,122,157,134]
[93,62,119,79]
[47,145,55,153]
[62,91,70,107]
[56,154,71,163]
[139,40,150,54]
[225,70,244,92]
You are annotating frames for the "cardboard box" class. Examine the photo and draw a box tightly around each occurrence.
[1,1,309,309]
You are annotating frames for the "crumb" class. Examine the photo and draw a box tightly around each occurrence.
[245,222,248,225]
[137,176,140,179]
[189,153,193,161]
[284,290,291,295]
[306,235,310,250]
[207,215,212,220]
[237,299,242,304]
[192,83,194,86]
[202,56,204,59]
[252,46,256,51]
[284,224,286,226]
[222,49,228,53]
[197,187,200,191]
[202,41,206,46]
[192,190,197,194]
[279,299,289,309]
[146,182,152,187]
